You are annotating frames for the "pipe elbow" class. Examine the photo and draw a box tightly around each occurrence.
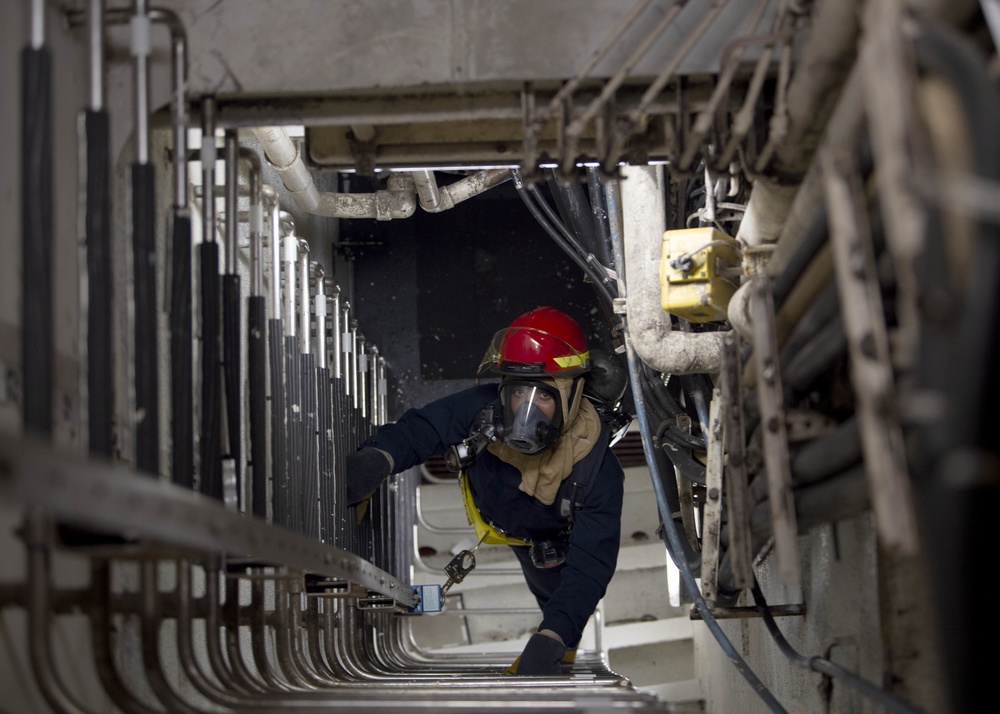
[727,283,754,341]
[629,319,727,375]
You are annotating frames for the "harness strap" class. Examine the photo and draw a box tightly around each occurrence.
[459,471,532,547]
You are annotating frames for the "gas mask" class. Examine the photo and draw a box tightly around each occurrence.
[499,380,563,455]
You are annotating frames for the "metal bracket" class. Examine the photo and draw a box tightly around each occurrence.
[750,277,801,586]
[356,593,396,610]
[720,331,752,590]
[700,388,726,605]
[690,603,806,621]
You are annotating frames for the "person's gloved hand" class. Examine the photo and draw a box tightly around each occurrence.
[507,630,566,676]
[345,448,393,507]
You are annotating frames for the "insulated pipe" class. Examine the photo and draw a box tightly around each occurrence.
[199,96,222,499]
[252,126,416,220]
[131,0,159,475]
[222,131,242,504]
[23,0,55,437]
[411,169,512,213]
[85,0,113,457]
[619,164,725,374]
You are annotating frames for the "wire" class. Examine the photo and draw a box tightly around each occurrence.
[750,579,925,714]
[511,169,617,309]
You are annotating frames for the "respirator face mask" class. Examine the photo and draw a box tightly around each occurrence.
[499,381,563,455]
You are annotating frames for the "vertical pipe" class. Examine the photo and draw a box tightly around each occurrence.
[169,215,193,488]
[247,158,266,517]
[349,318,359,409]
[297,241,311,356]
[22,0,53,436]
[298,243,317,537]
[222,131,242,508]
[165,9,192,488]
[329,283,341,380]
[282,221,297,334]
[357,333,367,420]
[199,96,222,499]
[316,272,334,542]
[131,0,158,475]
[341,303,352,398]
[85,0,113,457]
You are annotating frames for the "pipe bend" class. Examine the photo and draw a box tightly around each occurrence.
[629,324,727,375]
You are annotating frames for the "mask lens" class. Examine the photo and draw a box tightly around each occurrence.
[500,382,561,454]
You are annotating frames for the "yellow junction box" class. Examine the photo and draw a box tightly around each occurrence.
[659,227,741,323]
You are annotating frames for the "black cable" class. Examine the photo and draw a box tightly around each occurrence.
[285,336,303,534]
[222,274,242,505]
[527,181,619,303]
[586,166,615,269]
[247,296,267,517]
[750,579,925,714]
[300,353,318,539]
[21,42,53,437]
[626,347,787,713]
[86,109,114,458]
[199,242,222,500]
[317,366,334,542]
[169,211,194,489]
[511,169,617,308]
[132,162,159,476]
[268,319,287,526]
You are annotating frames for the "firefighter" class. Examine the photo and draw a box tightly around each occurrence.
[346,306,625,675]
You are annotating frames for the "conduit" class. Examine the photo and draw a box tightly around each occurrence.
[252,126,416,220]
[85,0,113,458]
[21,0,53,437]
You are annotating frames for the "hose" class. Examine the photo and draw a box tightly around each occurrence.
[750,579,924,714]
[21,14,54,438]
[132,162,159,475]
[511,169,617,309]
[169,212,194,488]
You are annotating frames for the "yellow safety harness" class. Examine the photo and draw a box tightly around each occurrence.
[459,471,531,547]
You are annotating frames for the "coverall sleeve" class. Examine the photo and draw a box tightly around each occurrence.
[538,451,624,647]
[362,384,498,472]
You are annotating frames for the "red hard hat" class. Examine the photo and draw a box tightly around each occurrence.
[478,306,591,377]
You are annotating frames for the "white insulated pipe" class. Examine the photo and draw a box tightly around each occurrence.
[251,126,416,220]
[411,168,512,213]
[620,164,725,375]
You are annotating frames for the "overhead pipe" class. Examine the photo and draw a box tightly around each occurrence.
[252,125,416,220]
[618,164,726,374]
[255,125,511,220]
[410,168,512,213]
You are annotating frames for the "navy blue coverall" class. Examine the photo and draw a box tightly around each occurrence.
[362,383,624,647]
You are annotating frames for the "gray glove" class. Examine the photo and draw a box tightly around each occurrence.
[345,448,393,506]
[509,630,566,676]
